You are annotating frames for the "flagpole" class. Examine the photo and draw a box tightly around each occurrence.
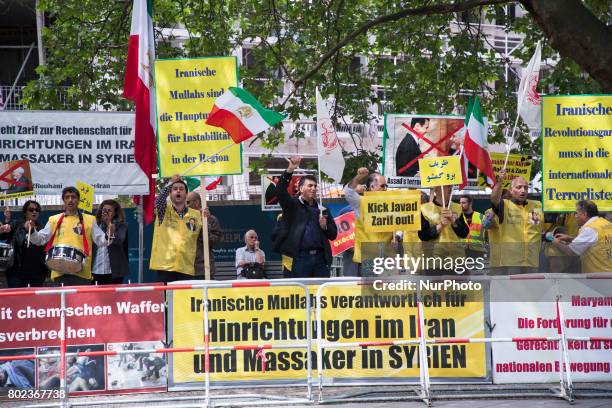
[199,177,211,281]
[180,142,235,177]
[504,41,540,170]
[447,145,464,209]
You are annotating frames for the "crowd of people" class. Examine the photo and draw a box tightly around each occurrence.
[0,156,609,287]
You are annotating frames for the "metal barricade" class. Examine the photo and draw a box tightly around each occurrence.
[0,280,314,408]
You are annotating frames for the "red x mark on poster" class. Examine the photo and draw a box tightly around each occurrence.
[397,123,464,176]
[0,159,31,188]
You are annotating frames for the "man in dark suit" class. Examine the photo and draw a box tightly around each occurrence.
[395,117,430,177]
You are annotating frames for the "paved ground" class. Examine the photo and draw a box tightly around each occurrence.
[3,384,612,408]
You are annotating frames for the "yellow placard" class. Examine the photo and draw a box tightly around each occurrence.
[478,153,531,189]
[419,155,462,187]
[360,190,421,232]
[542,95,612,211]
[154,57,241,177]
[76,180,94,213]
[171,284,486,382]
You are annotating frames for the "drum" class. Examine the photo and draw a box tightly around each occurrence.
[0,242,14,272]
[45,245,86,275]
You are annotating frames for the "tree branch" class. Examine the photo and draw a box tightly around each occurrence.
[280,0,511,107]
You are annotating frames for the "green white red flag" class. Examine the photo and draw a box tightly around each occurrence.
[206,87,285,143]
[459,96,495,189]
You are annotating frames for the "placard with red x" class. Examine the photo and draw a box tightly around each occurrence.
[0,159,32,190]
[397,122,464,176]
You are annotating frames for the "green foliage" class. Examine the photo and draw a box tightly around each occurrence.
[23,0,608,166]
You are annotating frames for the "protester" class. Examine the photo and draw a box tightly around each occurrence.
[488,168,543,274]
[27,187,112,285]
[543,212,581,273]
[459,195,485,259]
[150,175,202,283]
[0,201,48,287]
[235,230,266,279]
[92,200,129,285]
[419,185,469,273]
[276,157,337,278]
[186,191,222,279]
[344,167,394,276]
[552,200,611,273]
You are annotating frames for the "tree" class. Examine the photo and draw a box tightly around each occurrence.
[23,0,610,180]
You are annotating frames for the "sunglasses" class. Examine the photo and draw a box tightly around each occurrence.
[27,208,41,213]
[101,209,114,214]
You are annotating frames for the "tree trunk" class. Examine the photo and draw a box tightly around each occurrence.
[520,0,612,92]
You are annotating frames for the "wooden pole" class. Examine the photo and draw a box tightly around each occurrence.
[199,177,211,280]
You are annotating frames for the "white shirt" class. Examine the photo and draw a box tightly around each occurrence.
[235,246,265,277]
[92,246,112,275]
[568,217,599,256]
[344,186,361,218]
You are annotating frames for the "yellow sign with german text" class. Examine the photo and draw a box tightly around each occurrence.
[170,283,486,383]
[360,190,421,232]
[76,180,94,213]
[155,57,241,177]
[542,95,612,211]
[478,153,531,189]
[419,155,462,187]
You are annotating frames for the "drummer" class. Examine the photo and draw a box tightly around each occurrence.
[27,186,114,286]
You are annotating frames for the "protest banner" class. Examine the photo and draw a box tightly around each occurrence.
[0,111,148,195]
[0,159,34,199]
[169,282,486,386]
[490,279,612,383]
[76,181,94,213]
[154,57,241,177]
[0,287,165,394]
[542,95,612,211]
[360,190,421,233]
[419,155,462,188]
[330,211,355,256]
[383,114,478,188]
[478,153,532,189]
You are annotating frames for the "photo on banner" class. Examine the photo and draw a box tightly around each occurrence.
[0,348,35,390]
[37,344,106,394]
[107,341,167,391]
[154,56,241,178]
[261,173,309,211]
[0,159,34,199]
[383,114,478,189]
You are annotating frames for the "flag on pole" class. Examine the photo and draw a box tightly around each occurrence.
[184,176,222,192]
[123,0,157,224]
[517,41,542,133]
[459,96,495,189]
[316,88,345,183]
[206,87,285,143]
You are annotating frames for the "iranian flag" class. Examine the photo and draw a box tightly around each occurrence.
[459,96,495,189]
[122,0,157,224]
[206,87,285,143]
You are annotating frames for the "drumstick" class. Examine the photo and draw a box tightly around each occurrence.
[27,223,31,248]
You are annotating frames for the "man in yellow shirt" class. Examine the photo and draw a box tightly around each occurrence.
[489,168,543,274]
[28,187,113,286]
[150,175,203,283]
[552,200,611,273]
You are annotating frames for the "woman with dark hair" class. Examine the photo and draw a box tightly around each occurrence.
[91,200,129,284]
[0,201,49,287]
